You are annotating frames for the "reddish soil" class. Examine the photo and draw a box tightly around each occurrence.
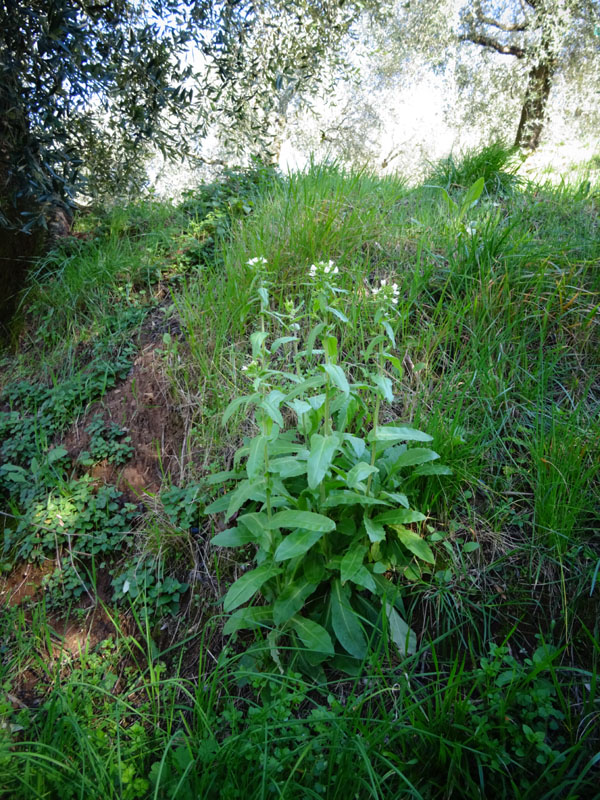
[62,342,184,500]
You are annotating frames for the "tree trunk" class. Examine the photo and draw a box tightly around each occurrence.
[514,58,554,151]
[0,102,48,338]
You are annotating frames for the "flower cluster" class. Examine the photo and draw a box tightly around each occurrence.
[247,256,268,267]
[371,278,400,305]
[308,260,339,279]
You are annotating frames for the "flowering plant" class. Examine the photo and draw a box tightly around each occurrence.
[205,257,451,675]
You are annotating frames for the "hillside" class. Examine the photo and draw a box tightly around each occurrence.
[1,150,599,798]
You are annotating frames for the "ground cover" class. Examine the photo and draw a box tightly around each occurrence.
[1,149,599,798]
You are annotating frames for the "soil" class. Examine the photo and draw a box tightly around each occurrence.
[62,341,185,501]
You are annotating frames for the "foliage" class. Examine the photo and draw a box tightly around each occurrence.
[112,558,188,619]
[205,256,453,672]
[79,415,134,467]
[427,140,523,195]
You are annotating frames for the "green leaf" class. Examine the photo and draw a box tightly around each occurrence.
[394,526,435,564]
[368,426,433,444]
[246,435,267,480]
[259,398,284,428]
[305,322,327,357]
[290,615,334,656]
[392,448,440,469]
[269,510,335,531]
[322,364,349,396]
[212,527,255,547]
[341,543,367,584]
[322,491,389,508]
[413,463,453,476]
[386,603,416,655]
[250,330,269,356]
[268,457,307,478]
[273,581,317,625]
[284,374,327,402]
[204,469,244,486]
[331,579,367,659]
[222,394,258,425]
[47,446,68,464]
[225,479,264,520]
[274,529,325,561]
[351,565,377,593]
[307,433,340,489]
[375,509,426,526]
[223,606,273,634]
[364,515,386,543]
[271,336,297,352]
[382,320,396,347]
[237,512,272,550]
[372,374,394,402]
[223,565,282,612]
[380,491,409,508]
[462,176,485,213]
[346,462,379,489]
[462,541,480,553]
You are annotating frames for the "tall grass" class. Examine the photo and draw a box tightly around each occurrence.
[1,148,599,798]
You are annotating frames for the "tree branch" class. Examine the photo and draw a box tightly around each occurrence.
[475,14,528,33]
[460,33,526,58]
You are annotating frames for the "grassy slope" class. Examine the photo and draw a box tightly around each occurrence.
[1,154,599,798]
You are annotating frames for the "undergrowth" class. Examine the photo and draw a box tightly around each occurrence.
[1,146,599,798]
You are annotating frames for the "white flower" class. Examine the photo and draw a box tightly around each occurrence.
[291,323,300,331]
[247,256,268,266]
[309,264,317,277]
[241,365,248,372]
[392,283,399,295]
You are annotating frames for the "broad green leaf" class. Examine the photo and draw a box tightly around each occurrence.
[413,463,453,476]
[274,529,324,561]
[342,434,366,458]
[372,374,393,402]
[368,426,433,444]
[204,469,244,486]
[341,543,367,584]
[284,374,326,402]
[386,603,416,655]
[462,176,485,213]
[382,320,396,348]
[331,578,367,659]
[222,393,259,426]
[47,446,68,464]
[307,433,340,489]
[259,398,284,428]
[394,526,435,564]
[322,364,349,396]
[271,336,297,352]
[463,541,480,553]
[223,606,273,635]
[223,564,282,612]
[351,565,377,593]
[225,479,264,520]
[347,462,379,489]
[322,490,389,508]
[375,509,426,526]
[392,448,440,469]
[269,510,335,531]
[287,399,312,416]
[212,527,255,547]
[290,615,334,656]
[323,334,338,360]
[380,491,409,509]
[268,457,307,478]
[305,322,327,357]
[364,334,386,361]
[237,512,272,550]
[250,330,269,356]
[364,515,386,543]
[273,581,317,625]
[246,435,267,480]
[325,306,349,323]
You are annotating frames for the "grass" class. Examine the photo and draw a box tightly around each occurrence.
[1,146,599,797]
